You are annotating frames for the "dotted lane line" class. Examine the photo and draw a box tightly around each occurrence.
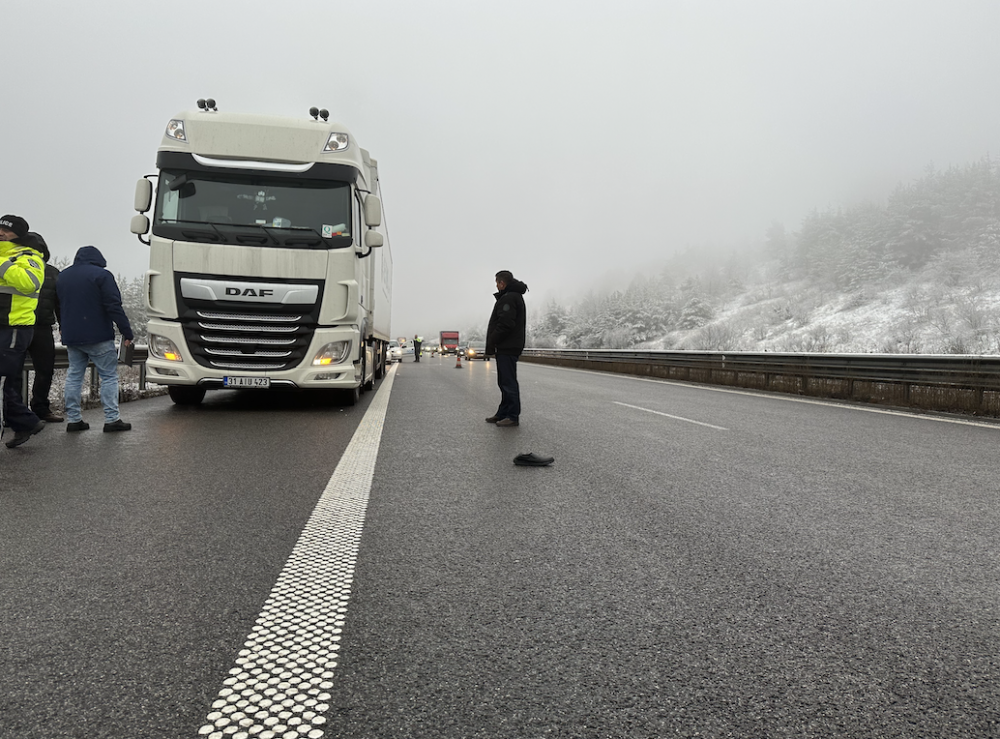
[197,365,397,739]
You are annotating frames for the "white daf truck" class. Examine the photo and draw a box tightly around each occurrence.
[131,100,392,405]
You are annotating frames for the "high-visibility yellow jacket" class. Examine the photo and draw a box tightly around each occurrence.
[0,240,45,327]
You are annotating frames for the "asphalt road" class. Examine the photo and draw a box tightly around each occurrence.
[2,355,999,738]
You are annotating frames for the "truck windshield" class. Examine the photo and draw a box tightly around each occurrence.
[152,169,353,248]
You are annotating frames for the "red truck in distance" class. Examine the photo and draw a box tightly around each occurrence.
[439,331,460,354]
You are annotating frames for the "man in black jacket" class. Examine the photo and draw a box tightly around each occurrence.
[8,233,62,422]
[485,270,528,427]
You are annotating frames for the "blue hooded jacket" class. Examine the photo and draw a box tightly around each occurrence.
[56,246,134,346]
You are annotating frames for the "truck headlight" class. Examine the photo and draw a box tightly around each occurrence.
[149,334,183,361]
[313,341,350,366]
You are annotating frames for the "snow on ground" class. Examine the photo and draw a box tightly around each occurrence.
[659,272,1000,355]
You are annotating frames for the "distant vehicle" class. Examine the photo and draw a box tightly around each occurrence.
[422,345,438,356]
[388,340,402,362]
[440,331,460,354]
[465,341,489,361]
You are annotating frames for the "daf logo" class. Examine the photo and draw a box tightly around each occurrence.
[180,278,319,305]
[226,287,274,297]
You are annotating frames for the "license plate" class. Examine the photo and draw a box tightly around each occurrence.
[223,376,270,388]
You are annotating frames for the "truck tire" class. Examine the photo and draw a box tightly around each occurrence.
[168,386,206,405]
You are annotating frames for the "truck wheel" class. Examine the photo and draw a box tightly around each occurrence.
[168,386,206,405]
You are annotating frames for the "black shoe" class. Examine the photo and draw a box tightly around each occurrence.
[66,421,90,432]
[6,420,45,448]
[514,453,554,467]
[38,413,64,423]
[496,418,519,427]
[103,419,132,433]
[485,415,502,423]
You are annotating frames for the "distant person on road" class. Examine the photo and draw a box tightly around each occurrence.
[413,334,422,362]
[485,269,528,427]
[0,215,47,448]
[57,246,134,433]
[6,232,63,423]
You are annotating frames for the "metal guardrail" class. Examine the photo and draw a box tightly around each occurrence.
[521,348,1000,418]
[20,344,150,403]
[22,345,1000,418]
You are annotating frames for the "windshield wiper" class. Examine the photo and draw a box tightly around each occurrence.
[162,219,227,242]
[176,220,281,246]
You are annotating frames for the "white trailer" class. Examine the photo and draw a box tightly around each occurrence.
[131,100,392,405]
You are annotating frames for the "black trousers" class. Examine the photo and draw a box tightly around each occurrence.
[494,354,521,420]
[7,324,56,415]
[0,326,40,432]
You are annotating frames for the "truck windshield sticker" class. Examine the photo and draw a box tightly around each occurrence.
[237,189,277,211]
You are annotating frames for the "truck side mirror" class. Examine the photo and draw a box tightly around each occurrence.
[130,214,150,236]
[134,178,153,213]
[364,195,382,227]
[364,231,384,248]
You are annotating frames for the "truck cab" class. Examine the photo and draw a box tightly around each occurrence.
[131,102,391,405]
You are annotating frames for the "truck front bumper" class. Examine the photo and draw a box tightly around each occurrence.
[143,320,363,390]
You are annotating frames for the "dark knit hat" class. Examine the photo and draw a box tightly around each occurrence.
[0,215,29,239]
[25,232,49,260]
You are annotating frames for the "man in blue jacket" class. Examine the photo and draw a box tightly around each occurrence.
[56,246,134,432]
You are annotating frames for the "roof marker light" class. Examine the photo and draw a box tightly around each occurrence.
[324,132,349,152]
[165,119,186,141]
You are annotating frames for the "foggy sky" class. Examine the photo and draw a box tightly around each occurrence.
[4,0,1000,339]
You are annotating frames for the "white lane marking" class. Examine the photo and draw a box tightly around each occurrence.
[614,401,729,431]
[196,364,397,739]
[536,363,1000,431]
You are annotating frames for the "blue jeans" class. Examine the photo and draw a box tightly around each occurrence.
[65,340,121,424]
[495,354,520,421]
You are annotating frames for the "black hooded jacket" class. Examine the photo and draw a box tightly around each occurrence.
[486,278,528,356]
[22,233,59,327]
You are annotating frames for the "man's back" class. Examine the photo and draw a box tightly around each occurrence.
[57,246,132,346]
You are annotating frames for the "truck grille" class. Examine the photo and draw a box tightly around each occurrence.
[177,286,323,372]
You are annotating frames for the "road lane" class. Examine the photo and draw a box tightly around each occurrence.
[195,366,397,739]
[2,358,999,738]
[1,386,376,739]
[328,359,1000,738]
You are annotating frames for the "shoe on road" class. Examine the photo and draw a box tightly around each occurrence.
[485,416,502,423]
[66,421,90,432]
[514,453,554,467]
[103,419,132,432]
[38,413,65,423]
[496,418,519,427]
[5,420,45,448]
